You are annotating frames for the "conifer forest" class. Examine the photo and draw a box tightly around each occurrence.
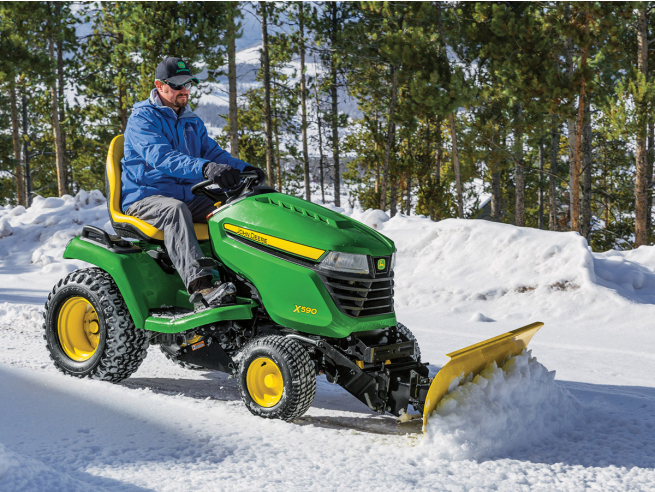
[1,2,655,251]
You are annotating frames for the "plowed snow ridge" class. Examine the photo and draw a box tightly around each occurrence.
[422,350,581,461]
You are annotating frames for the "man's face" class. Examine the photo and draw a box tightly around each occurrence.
[154,80,190,112]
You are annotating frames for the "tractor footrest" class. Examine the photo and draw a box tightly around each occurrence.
[364,341,415,363]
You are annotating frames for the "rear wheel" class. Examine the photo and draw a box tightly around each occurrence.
[43,268,149,382]
[237,335,316,421]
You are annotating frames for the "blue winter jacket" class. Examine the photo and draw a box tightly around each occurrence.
[121,89,248,212]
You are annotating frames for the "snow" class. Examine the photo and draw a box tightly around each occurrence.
[1,191,655,490]
[423,350,581,461]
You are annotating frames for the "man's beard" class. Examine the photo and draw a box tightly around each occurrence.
[174,95,188,109]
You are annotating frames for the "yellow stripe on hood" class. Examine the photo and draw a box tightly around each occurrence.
[224,224,325,260]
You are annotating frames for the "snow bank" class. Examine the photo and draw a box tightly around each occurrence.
[384,217,596,311]
[0,302,42,327]
[422,350,581,461]
[0,191,109,278]
[0,443,99,492]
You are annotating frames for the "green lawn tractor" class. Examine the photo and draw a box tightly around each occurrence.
[43,135,542,428]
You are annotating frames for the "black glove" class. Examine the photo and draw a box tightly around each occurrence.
[203,162,240,189]
[243,165,266,185]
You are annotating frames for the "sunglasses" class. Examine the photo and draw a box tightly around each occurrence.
[158,79,194,91]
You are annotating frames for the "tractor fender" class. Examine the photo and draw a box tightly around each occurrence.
[63,236,189,329]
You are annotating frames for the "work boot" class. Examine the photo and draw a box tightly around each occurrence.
[189,281,237,309]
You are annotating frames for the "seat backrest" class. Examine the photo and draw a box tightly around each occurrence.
[106,134,125,221]
[104,134,208,243]
[104,134,164,242]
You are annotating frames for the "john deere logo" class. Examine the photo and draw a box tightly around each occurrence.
[377,259,386,270]
[178,61,186,68]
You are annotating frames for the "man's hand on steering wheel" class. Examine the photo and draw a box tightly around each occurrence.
[242,165,266,185]
[203,162,241,189]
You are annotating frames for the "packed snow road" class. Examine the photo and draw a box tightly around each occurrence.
[1,193,654,491]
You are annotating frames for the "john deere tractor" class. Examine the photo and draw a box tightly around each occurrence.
[43,135,542,426]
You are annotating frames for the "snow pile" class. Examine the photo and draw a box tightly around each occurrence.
[0,217,12,239]
[593,247,655,304]
[422,350,581,461]
[0,443,97,492]
[0,191,109,280]
[383,216,596,312]
[357,208,390,230]
[0,302,42,327]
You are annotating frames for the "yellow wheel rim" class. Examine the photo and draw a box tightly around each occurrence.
[246,357,284,407]
[57,297,100,362]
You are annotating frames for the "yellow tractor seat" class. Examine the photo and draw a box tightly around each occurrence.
[105,134,209,243]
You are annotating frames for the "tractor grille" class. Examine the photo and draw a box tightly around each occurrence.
[318,257,394,318]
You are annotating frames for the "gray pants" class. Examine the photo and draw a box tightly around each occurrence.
[125,195,217,292]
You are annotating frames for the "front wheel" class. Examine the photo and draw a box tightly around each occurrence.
[397,322,421,362]
[43,268,149,382]
[237,335,316,421]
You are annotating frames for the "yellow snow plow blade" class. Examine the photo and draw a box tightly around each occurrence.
[422,322,543,430]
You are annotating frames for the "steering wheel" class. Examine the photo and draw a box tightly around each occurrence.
[190,170,261,204]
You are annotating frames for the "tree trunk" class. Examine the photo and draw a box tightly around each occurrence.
[572,77,586,233]
[538,136,544,229]
[514,103,525,226]
[118,85,128,133]
[432,118,443,220]
[437,3,462,219]
[647,119,654,235]
[374,123,380,195]
[635,7,649,247]
[48,37,67,196]
[274,94,282,192]
[448,112,464,218]
[22,91,32,207]
[260,2,274,186]
[567,112,577,229]
[9,82,25,206]
[564,9,577,231]
[549,114,559,231]
[314,78,325,203]
[56,31,70,191]
[580,100,592,240]
[380,65,398,212]
[299,4,310,201]
[227,5,239,158]
[435,118,442,186]
[570,11,589,233]
[491,168,501,222]
[389,148,398,218]
[405,166,412,215]
[389,182,398,217]
[115,31,128,133]
[329,3,341,207]
[604,168,610,228]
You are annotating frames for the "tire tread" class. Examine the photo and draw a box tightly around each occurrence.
[238,335,316,421]
[43,267,149,383]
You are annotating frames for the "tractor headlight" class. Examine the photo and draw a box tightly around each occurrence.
[319,251,369,275]
[390,252,396,271]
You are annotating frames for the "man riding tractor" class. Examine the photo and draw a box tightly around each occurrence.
[121,56,265,307]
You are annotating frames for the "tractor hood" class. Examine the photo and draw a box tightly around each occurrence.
[209,192,395,261]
